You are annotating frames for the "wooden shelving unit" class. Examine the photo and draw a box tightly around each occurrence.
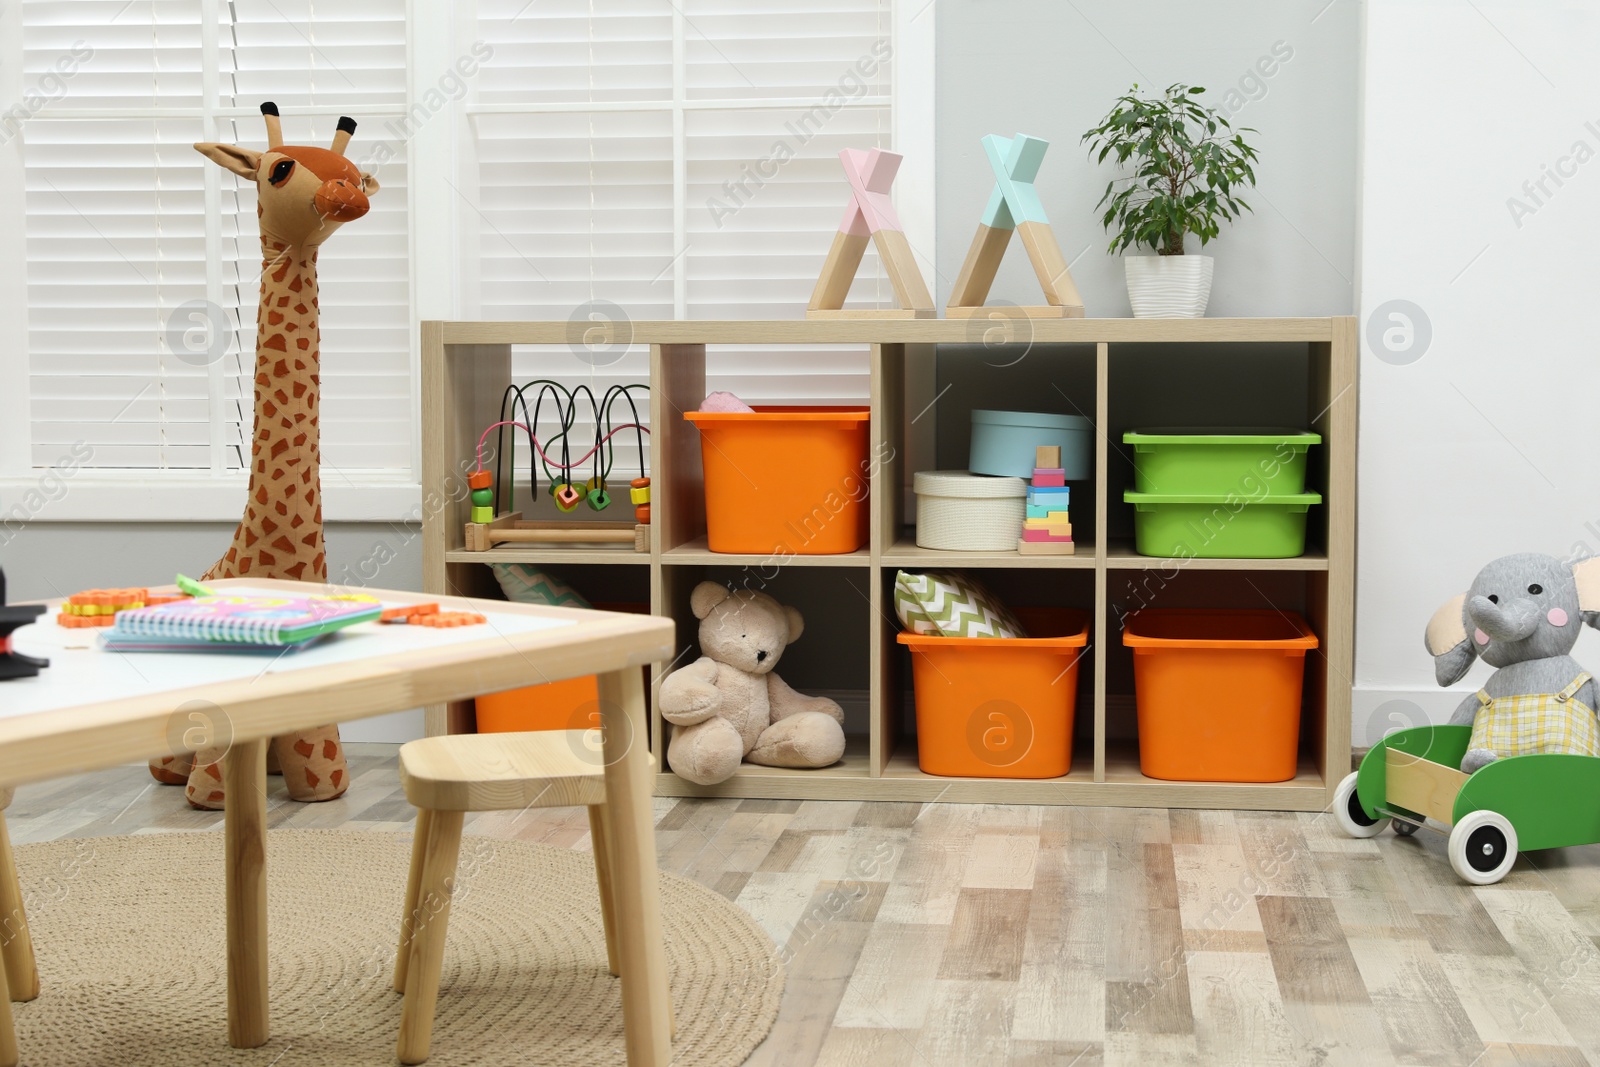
[421,317,1356,811]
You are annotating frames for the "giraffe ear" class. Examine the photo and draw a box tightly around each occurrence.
[195,143,261,180]
[359,172,380,196]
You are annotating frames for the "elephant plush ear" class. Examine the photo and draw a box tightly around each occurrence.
[690,581,731,620]
[1425,593,1475,686]
[1574,556,1600,628]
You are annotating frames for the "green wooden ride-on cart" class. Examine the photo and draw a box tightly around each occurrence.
[1334,724,1600,885]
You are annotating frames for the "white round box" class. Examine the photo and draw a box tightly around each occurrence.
[913,470,1027,551]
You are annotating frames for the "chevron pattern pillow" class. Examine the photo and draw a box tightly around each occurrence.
[893,570,1025,639]
[491,563,593,609]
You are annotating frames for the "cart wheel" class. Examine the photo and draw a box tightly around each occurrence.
[1334,772,1388,838]
[1393,818,1420,837]
[1448,810,1518,885]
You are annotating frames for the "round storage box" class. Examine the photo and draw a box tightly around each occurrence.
[914,470,1026,551]
[970,410,1092,479]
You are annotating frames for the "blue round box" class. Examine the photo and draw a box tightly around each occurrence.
[968,410,1092,480]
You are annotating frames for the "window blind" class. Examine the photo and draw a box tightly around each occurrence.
[21,0,412,475]
[473,0,894,480]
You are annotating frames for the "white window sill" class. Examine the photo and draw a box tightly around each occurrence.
[0,477,423,524]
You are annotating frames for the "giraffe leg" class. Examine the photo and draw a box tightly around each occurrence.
[184,745,230,811]
[266,744,282,776]
[273,726,349,803]
[150,753,195,786]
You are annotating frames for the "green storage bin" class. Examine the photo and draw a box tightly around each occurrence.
[1124,428,1321,495]
[1124,490,1321,558]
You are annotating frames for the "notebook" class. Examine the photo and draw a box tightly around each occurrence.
[102,590,382,649]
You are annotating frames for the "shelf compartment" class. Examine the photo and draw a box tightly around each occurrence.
[883,532,1095,569]
[1103,540,1327,571]
[662,536,870,567]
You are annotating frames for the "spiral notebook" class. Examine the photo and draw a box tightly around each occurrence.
[101,590,382,650]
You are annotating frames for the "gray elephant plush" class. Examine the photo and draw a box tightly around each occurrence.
[1426,553,1600,773]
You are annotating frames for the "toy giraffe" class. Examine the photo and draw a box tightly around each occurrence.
[147,103,380,811]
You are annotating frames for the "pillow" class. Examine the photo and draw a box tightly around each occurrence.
[893,570,1025,638]
[491,563,592,608]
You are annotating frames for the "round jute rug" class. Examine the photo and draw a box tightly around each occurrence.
[9,829,782,1066]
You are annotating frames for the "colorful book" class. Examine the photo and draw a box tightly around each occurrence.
[102,591,382,648]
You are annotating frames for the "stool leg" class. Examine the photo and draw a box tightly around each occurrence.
[586,805,620,977]
[397,810,463,1066]
[0,814,37,1002]
[0,948,15,1067]
[597,667,673,1064]
[394,809,435,994]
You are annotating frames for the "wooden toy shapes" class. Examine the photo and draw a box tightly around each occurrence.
[948,134,1085,319]
[808,148,935,319]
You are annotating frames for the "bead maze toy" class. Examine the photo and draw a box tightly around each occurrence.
[0,567,48,681]
[1019,445,1074,556]
[807,148,935,320]
[464,381,651,553]
[948,134,1086,319]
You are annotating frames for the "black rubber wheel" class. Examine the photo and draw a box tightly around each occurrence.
[1346,783,1379,827]
[1466,824,1509,874]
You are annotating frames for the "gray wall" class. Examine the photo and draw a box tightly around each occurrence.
[1,522,426,741]
[935,0,1359,316]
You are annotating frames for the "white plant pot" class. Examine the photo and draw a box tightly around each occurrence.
[1124,254,1214,318]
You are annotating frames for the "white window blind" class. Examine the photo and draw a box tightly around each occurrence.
[471,0,895,481]
[21,0,412,475]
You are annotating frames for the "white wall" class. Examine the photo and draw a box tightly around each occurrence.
[1356,1,1600,742]
[936,0,1359,316]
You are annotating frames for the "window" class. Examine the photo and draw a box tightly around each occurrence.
[0,0,927,519]
[12,0,411,484]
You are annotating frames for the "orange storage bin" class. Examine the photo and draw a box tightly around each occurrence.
[475,674,599,733]
[898,607,1089,779]
[683,406,870,555]
[1123,608,1318,783]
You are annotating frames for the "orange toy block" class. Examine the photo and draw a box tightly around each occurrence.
[381,602,440,623]
[412,611,486,628]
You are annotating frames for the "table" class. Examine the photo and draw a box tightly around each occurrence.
[1,579,676,1064]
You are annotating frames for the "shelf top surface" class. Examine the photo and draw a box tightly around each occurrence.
[434,317,1349,346]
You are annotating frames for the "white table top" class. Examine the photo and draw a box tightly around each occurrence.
[0,579,675,787]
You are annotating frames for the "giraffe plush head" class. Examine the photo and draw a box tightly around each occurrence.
[194,102,379,248]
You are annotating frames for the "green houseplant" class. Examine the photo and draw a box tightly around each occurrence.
[1082,83,1259,317]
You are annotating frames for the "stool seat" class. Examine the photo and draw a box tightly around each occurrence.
[398,730,612,812]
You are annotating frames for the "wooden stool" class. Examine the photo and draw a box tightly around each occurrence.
[392,731,668,1065]
[0,787,38,1067]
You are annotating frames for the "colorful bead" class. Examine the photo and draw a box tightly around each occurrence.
[586,487,611,511]
[470,488,493,507]
[471,506,494,523]
[467,470,493,490]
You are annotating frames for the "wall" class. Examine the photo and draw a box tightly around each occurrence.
[1355,1,1600,741]
[1,522,426,741]
[935,0,1360,317]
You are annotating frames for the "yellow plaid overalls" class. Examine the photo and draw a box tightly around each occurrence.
[1470,672,1600,758]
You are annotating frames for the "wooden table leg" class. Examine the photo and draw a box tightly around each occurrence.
[0,812,38,1002]
[596,667,671,1066]
[0,946,16,1067]
[224,738,269,1048]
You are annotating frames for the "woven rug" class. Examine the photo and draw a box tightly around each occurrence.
[9,829,782,1065]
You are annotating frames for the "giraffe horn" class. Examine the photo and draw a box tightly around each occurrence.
[331,116,356,156]
[260,101,283,149]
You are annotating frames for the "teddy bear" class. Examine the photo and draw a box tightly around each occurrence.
[659,582,847,785]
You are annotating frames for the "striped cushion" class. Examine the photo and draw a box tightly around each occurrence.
[893,570,1025,639]
[491,564,593,609]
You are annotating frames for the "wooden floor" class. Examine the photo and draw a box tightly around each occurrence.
[10,744,1600,1067]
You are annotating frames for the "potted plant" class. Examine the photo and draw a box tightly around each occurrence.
[1082,83,1259,318]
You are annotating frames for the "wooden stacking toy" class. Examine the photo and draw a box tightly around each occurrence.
[948,134,1085,319]
[808,148,935,319]
[1018,445,1075,555]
